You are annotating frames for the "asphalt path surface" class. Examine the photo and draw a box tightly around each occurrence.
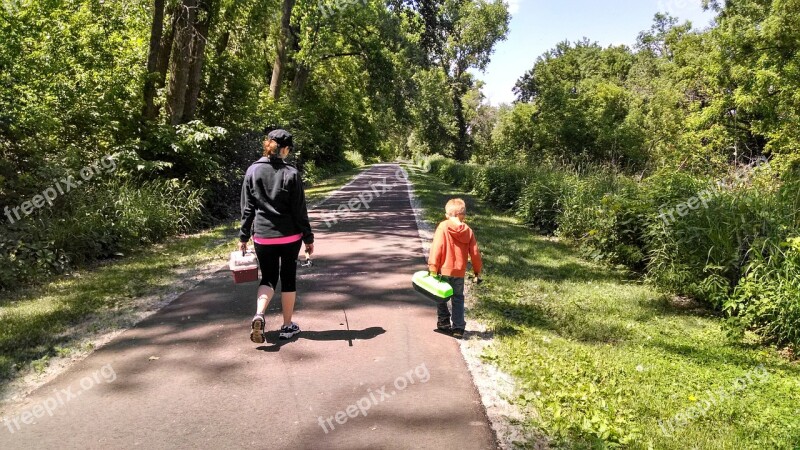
[0,164,496,449]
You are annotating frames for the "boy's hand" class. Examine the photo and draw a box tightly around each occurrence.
[473,274,483,284]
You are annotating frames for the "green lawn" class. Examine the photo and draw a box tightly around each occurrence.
[0,168,361,393]
[408,165,800,449]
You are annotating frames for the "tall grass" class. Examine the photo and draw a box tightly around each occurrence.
[516,167,576,233]
[723,174,800,346]
[0,179,204,290]
[425,155,480,191]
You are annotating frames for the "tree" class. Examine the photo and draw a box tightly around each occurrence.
[165,0,215,124]
[702,0,800,165]
[183,0,214,121]
[438,0,509,161]
[142,0,167,122]
[489,102,537,161]
[268,0,296,100]
[166,0,197,124]
[509,40,654,169]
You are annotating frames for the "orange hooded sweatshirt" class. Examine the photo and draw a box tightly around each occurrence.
[428,219,482,278]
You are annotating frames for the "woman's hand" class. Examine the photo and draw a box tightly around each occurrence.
[305,243,314,256]
[239,241,248,254]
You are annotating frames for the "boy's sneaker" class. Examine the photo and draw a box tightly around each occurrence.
[250,315,266,343]
[437,321,452,333]
[279,322,301,340]
[452,328,465,339]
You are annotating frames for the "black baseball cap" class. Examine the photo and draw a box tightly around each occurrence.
[267,129,293,148]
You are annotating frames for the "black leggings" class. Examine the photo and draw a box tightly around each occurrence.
[254,240,303,292]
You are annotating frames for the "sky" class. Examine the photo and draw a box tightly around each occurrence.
[475,0,717,105]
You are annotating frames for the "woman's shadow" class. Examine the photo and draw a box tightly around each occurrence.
[256,327,386,352]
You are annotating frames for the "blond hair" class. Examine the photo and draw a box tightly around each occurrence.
[445,198,466,217]
[262,138,277,157]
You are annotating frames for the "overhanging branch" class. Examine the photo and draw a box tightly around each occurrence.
[317,51,365,62]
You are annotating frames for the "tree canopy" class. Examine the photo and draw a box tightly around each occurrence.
[487,1,800,175]
[0,0,509,289]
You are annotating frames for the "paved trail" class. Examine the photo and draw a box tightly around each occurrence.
[0,164,495,449]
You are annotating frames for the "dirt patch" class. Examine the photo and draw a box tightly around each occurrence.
[669,295,704,310]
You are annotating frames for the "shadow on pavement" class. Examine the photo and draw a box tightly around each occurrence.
[256,327,387,352]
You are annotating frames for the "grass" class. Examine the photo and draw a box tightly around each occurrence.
[407,165,800,449]
[0,225,236,389]
[0,168,362,394]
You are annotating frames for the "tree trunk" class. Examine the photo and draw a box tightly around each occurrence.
[452,89,469,161]
[166,0,197,125]
[214,2,238,57]
[291,64,310,99]
[269,0,296,101]
[156,4,178,89]
[183,0,213,122]
[215,30,230,57]
[156,5,178,83]
[142,0,166,122]
[446,63,470,161]
[143,3,179,122]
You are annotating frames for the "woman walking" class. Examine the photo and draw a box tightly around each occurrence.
[239,129,314,343]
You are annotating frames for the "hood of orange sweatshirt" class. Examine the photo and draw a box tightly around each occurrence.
[446,220,472,244]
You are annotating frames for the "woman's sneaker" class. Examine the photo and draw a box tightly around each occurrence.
[279,322,301,340]
[250,314,266,343]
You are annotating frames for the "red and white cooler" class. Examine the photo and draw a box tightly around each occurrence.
[229,251,259,283]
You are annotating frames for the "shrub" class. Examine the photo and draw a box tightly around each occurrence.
[70,179,203,256]
[557,171,648,269]
[585,188,648,270]
[557,170,624,241]
[723,173,800,348]
[640,170,716,297]
[425,154,451,178]
[453,164,480,192]
[431,157,459,184]
[726,237,800,349]
[344,150,366,168]
[516,166,577,234]
[428,156,479,192]
[473,164,530,210]
[642,169,785,305]
[0,226,70,289]
[0,178,204,291]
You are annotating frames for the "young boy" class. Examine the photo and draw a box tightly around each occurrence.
[428,198,483,339]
